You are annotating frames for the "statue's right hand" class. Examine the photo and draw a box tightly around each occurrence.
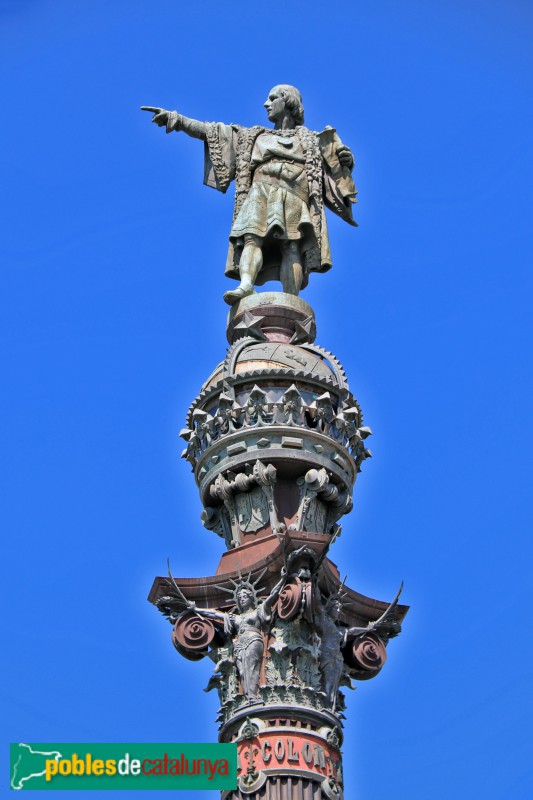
[140,106,171,127]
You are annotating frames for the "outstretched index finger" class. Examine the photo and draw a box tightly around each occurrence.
[140,106,162,113]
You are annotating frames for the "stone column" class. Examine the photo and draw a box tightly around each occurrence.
[148,293,407,799]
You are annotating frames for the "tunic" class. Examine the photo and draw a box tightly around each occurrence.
[203,123,357,289]
[229,132,329,273]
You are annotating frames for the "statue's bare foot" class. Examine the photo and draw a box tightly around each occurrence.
[223,285,255,306]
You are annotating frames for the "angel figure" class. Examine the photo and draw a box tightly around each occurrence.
[171,570,286,702]
[316,583,403,709]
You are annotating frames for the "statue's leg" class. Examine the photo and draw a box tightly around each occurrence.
[245,640,263,700]
[280,241,303,296]
[223,234,263,306]
[235,650,248,697]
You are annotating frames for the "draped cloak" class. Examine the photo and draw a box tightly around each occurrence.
[203,123,357,288]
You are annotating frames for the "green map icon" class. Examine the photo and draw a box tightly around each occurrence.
[11,743,63,790]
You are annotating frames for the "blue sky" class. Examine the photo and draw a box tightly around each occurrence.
[2,1,532,798]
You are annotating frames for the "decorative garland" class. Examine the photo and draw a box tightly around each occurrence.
[232,125,264,221]
[205,121,232,192]
[297,126,324,268]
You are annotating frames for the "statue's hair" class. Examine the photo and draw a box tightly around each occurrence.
[325,586,347,611]
[215,568,267,610]
[274,84,304,126]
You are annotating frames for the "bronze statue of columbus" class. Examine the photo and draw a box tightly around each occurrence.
[142,85,357,305]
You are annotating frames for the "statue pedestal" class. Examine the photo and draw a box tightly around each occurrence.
[227,292,316,345]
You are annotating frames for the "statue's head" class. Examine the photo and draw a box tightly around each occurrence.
[288,545,317,581]
[217,572,263,612]
[264,85,304,126]
[325,594,343,620]
[236,586,255,611]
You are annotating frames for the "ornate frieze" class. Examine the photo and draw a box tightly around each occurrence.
[235,725,343,796]
[181,376,371,474]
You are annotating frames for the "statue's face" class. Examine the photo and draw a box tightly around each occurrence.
[297,567,312,580]
[327,598,342,619]
[264,87,287,124]
[237,588,253,610]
